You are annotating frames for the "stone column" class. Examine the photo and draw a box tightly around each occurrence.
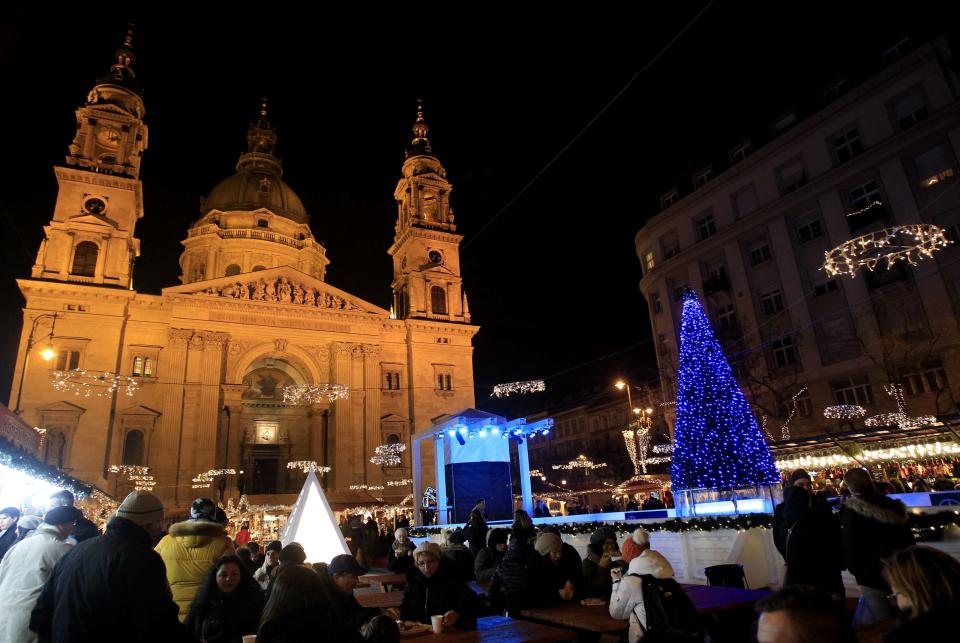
[330,342,354,492]
[191,332,229,476]
[362,344,382,483]
[158,329,192,509]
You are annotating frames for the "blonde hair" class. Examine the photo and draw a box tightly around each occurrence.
[883,545,960,617]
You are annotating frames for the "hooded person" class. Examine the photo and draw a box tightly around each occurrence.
[388,527,416,573]
[155,497,237,620]
[474,528,508,582]
[582,526,624,599]
[0,506,81,643]
[254,540,283,591]
[15,515,43,542]
[30,490,192,643]
[609,528,700,643]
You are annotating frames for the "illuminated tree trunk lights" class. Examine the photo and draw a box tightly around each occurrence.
[671,290,781,516]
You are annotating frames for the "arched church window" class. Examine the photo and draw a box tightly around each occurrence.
[44,432,67,469]
[387,433,401,444]
[431,286,447,315]
[121,430,144,465]
[257,219,269,228]
[71,241,99,277]
[143,357,154,377]
[133,356,144,376]
[252,265,266,272]
[225,264,242,277]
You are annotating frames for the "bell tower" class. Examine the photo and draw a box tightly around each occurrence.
[388,101,470,322]
[31,26,147,289]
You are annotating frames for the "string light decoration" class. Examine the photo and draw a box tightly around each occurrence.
[776,439,960,471]
[552,454,607,472]
[201,468,236,478]
[822,223,951,278]
[108,465,150,476]
[52,369,140,398]
[823,405,867,420]
[348,483,385,491]
[191,473,212,489]
[370,443,406,467]
[778,387,808,440]
[864,413,937,429]
[286,461,331,474]
[282,383,350,405]
[672,290,780,490]
[492,380,546,397]
[846,200,883,218]
[652,444,673,455]
[386,478,413,487]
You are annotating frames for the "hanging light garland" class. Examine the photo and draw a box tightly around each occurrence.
[864,413,937,430]
[108,464,150,476]
[552,454,607,472]
[370,443,406,467]
[386,478,413,487]
[822,223,950,278]
[824,405,867,420]
[282,383,350,405]
[492,380,546,397]
[846,200,883,218]
[349,483,385,491]
[778,387,808,440]
[529,468,547,481]
[52,369,140,398]
[286,461,331,474]
[776,439,960,471]
[191,473,213,489]
[652,444,673,455]
[201,468,236,478]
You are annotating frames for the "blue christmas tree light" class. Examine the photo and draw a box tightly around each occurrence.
[671,289,780,490]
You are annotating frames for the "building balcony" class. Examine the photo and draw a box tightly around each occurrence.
[187,225,325,254]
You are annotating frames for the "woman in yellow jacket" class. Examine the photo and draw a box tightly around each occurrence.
[155,498,236,620]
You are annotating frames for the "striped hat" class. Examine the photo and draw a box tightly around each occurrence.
[116,490,164,527]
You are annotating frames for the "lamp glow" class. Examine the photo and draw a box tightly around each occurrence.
[40,346,56,361]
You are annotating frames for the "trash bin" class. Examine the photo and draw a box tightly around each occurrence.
[704,564,746,588]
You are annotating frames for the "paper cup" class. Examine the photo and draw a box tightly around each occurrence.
[430,615,444,634]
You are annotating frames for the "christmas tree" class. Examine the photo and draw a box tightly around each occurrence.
[671,290,780,490]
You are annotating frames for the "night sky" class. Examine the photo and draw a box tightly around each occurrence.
[1,7,950,417]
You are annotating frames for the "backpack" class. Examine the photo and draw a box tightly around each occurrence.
[630,574,705,643]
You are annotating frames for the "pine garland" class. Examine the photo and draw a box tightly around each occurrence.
[0,435,93,498]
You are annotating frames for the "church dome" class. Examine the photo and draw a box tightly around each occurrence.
[202,100,309,224]
[203,169,308,224]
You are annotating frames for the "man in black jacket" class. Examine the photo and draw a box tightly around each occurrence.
[0,507,20,562]
[841,468,914,628]
[48,489,100,543]
[30,490,193,643]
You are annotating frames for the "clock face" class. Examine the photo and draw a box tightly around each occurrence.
[84,198,106,215]
[260,428,275,441]
[428,250,442,264]
[96,128,121,147]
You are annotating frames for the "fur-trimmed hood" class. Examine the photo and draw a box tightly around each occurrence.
[844,494,909,525]
[168,518,228,547]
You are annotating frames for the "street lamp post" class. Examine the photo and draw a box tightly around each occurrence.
[13,313,59,415]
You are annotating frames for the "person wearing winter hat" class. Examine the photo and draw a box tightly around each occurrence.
[49,489,100,542]
[474,528,508,582]
[318,554,380,630]
[441,526,474,581]
[30,490,192,642]
[254,540,284,590]
[529,531,585,607]
[388,527,417,573]
[155,497,236,620]
[609,528,701,643]
[582,526,624,599]
[401,541,478,630]
[0,506,80,642]
[620,528,649,564]
[15,515,43,542]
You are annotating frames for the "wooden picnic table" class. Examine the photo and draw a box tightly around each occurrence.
[520,583,772,633]
[360,572,408,591]
[431,615,575,642]
[356,591,404,609]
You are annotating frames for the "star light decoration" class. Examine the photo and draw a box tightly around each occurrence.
[282,383,350,405]
[672,290,780,490]
[370,443,406,467]
[823,405,867,420]
[52,369,140,398]
[864,384,937,430]
[552,454,607,472]
[822,223,950,279]
[286,461,331,474]
[492,380,546,397]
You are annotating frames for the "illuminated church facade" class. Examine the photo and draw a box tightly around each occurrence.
[8,33,478,511]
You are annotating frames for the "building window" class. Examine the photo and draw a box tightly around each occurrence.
[44,431,67,469]
[717,303,736,328]
[729,140,753,163]
[759,288,784,316]
[133,356,144,376]
[892,92,927,129]
[224,264,241,277]
[673,286,688,302]
[813,278,839,297]
[913,146,956,188]
[384,372,401,390]
[833,127,863,163]
[662,234,681,258]
[70,241,99,277]
[121,430,145,466]
[732,185,759,218]
[749,242,772,266]
[777,159,806,194]
[832,377,873,406]
[55,350,80,371]
[696,214,716,241]
[650,292,662,314]
[900,359,949,396]
[771,336,797,368]
[144,357,154,377]
[257,219,268,228]
[437,374,453,391]
[660,190,679,209]
[849,180,882,211]
[693,167,713,188]
[430,286,447,315]
[795,391,813,417]
[644,251,655,272]
[252,265,266,272]
[796,220,823,244]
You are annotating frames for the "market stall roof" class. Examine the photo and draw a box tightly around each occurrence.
[768,419,958,458]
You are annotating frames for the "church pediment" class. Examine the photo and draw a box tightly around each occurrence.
[162,266,389,315]
[37,401,86,414]
[423,263,457,277]
[118,404,161,417]
[86,102,135,119]
[66,213,120,229]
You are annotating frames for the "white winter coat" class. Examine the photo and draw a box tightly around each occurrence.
[0,524,72,643]
[608,549,675,643]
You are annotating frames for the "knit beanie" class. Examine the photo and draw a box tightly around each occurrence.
[17,515,42,532]
[621,528,650,563]
[190,497,217,521]
[413,541,442,562]
[588,526,618,555]
[279,542,306,565]
[534,532,563,556]
[265,540,283,554]
[116,490,164,527]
